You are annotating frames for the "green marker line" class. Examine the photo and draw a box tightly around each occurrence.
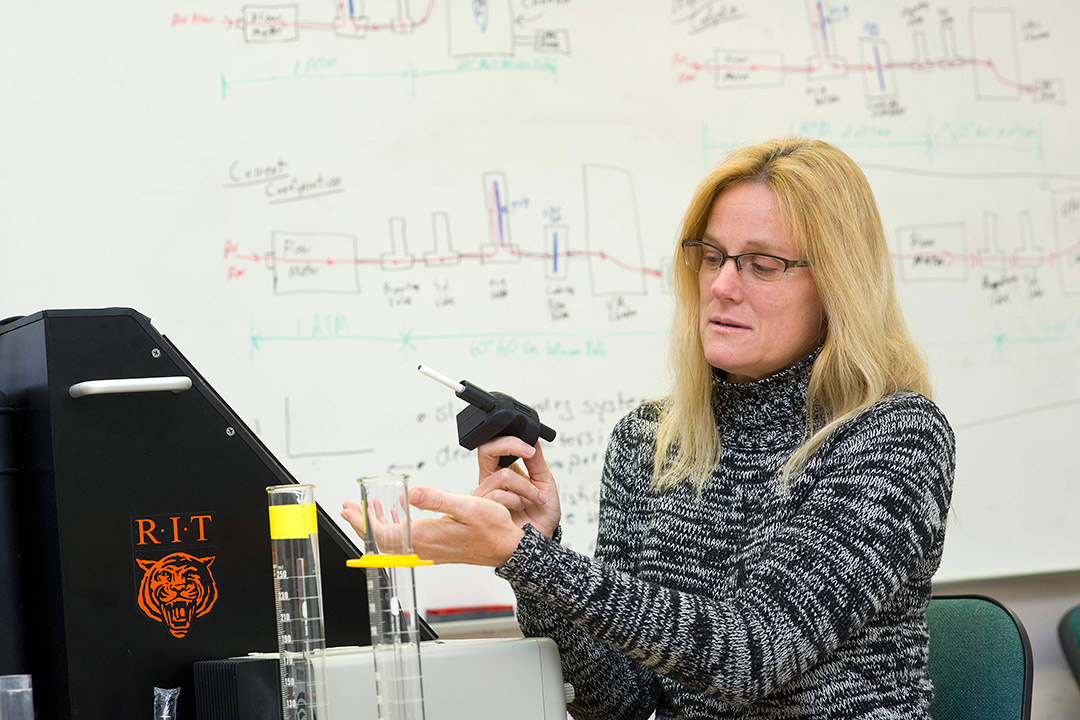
[251,329,666,342]
[1001,335,1064,345]
[249,327,667,354]
[420,62,557,79]
[407,329,667,340]
[222,59,558,100]
[227,69,415,86]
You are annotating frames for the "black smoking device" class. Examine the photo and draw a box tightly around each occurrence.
[418,365,557,467]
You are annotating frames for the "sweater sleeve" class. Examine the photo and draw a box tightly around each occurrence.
[498,394,955,706]
[509,407,662,720]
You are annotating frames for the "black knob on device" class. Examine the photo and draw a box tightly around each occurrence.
[454,387,557,468]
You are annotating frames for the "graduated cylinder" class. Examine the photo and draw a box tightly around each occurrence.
[351,473,429,720]
[267,483,328,720]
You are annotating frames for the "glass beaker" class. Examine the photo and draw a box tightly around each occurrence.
[267,484,328,720]
[0,675,33,720]
[352,473,427,720]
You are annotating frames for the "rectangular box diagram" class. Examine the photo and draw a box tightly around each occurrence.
[896,223,968,282]
[534,29,571,55]
[271,231,360,294]
[480,171,519,264]
[1052,189,1080,296]
[242,4,300,43]
[545,225,569,280]
[447,0,514,57]
[583,165,647,297]
[970,8,1021,100]
[712,49,784,90]
[859,38,898,99]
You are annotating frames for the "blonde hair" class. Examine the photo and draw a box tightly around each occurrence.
[653,137,931,492]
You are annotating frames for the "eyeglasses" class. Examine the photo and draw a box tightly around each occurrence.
[681,240,810,285]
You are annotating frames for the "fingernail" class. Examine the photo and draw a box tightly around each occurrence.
[411,489,425,503]
[538,493,547,504]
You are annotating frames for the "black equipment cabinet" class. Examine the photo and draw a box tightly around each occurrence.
[0,308,381,719]
[0,389,24,676]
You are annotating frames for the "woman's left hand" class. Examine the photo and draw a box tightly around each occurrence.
[342,487,525,568]
[473,438,560,539]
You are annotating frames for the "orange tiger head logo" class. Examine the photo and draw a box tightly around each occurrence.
[136,552,218,638]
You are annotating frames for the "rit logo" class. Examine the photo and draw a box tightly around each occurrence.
[132,514,214,546]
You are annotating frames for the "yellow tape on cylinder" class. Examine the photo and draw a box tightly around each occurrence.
[268,503,318,539]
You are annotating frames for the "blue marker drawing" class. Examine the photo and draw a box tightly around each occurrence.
[553,232,559,273]
[473,0,489,32]
[494,181,505,244]
[872,43,885,91]
[348,0,355,20]
[817,2,829,55]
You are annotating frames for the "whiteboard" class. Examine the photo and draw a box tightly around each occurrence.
[1,0,1078,613]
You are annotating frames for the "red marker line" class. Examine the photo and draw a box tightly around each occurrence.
[889,239,1080,266]
[229,244,665,278]
[679,53,1036,94]
[226,0,436,34]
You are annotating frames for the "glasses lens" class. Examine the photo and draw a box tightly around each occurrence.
[682,242,703,272]
[742,254,787,284]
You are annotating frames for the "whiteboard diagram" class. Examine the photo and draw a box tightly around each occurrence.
[3,0,1080,613]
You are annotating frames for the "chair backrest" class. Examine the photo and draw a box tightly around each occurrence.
[926,594,1032,720]
[1059,604,1080,690]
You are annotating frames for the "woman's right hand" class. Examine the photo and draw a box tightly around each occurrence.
[474,437,561,539]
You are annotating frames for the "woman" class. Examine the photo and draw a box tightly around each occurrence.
[343,137,955,719]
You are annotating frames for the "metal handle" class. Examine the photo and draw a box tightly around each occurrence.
[68,376,192,399]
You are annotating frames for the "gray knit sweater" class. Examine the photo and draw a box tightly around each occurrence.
[496,351,955,719]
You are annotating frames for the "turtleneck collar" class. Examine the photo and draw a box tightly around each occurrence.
[711,345,822,449]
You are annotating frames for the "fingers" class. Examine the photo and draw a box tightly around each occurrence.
[340,500,364,535]
[409,486,519,527]
[477,436,536,475]
[408,495,524,567]
[478,439,554,484]
[474,470,548,508]
[344,487,526,568]
[519,441,554,483]
[340,499,409,554]
[408,485,469,517]
[370,497,386,523]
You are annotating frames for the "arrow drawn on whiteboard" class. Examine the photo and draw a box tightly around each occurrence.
[248,324,666,359]
[515,12,542,28]
[387,462,425,473]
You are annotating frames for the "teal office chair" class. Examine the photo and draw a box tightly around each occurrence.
[1059,603,1080,690]
[926,595,1032,720]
